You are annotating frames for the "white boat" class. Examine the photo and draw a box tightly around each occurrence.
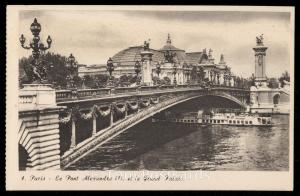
[200,112,272,126]
[153,110,272,126]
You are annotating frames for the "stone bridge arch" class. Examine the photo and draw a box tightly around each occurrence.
[61,89,249,168]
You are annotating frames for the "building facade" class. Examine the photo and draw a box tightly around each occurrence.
[78,34,235,86]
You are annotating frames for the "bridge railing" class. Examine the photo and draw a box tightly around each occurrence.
[140,85,160,91]
[114,87,138,94]
[77,88,111,98]
[56,90,73,101]
[211,85,249,91]
[19,92,38,110]
[55,84,248,102]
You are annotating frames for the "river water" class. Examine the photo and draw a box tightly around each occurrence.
[67,114,289,171]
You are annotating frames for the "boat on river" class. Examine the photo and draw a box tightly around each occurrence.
[152,110,272,126]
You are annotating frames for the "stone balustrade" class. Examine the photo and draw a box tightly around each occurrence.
[56,90,72,101]
[114,87,137,94]
[19,92,37,110]
[55,84,248,103]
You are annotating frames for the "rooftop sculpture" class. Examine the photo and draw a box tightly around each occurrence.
[256,34,264,46]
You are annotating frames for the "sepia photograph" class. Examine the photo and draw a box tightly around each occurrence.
[6,5,294,190]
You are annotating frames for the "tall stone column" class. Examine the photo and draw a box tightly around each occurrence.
[253,34,268,87]
[140,49,153,86]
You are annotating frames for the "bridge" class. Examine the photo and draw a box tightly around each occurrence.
[18,84,249,170]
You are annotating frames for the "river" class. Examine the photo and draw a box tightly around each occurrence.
[66,113,289,171]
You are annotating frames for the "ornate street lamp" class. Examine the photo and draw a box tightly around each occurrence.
[82,77,86,89]
[66,75,71,89]
[173,64,178,86]
[66,53,78,88]
[67,53,76,67]
[106,57,114,87]
[134,60,142,85]
[155,62,161,78]
[19,18,52,83]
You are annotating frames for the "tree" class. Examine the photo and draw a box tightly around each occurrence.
[246,74,255,87]
[128,75,136,84]
[19,52,70,88]
[162,77,171,85]
[73,75,82,88]
[152,76,161,85]
[83,75,95,88]
[19,57,33,85]
[278,71,290,87]
[119,75,130,87]
[128,75,137,84]
[93,74,109,88]
[268,78,279,89]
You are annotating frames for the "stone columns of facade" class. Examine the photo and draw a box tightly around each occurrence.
[18,84,64,170]
[214,72,217,84]
[221,73,225,85]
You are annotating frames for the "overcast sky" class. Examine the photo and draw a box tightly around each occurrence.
[19,9,292,78]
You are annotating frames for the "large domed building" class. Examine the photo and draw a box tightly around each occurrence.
[78,34,234,86]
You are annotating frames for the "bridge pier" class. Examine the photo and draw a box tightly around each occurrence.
[92,115,97,136]
[19,84,65,170]
[110,104,114,127]
[125,105,128,118]
[70,118,76,149]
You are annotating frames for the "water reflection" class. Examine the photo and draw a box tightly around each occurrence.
[67,115,289,171]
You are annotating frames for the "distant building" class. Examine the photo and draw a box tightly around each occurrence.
[78,34,235,85]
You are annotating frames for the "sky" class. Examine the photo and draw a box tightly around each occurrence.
[19,8,293,78]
